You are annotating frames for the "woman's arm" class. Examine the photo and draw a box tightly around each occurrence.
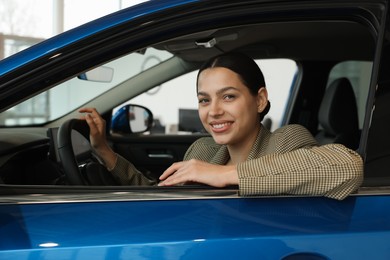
[159,126,363,200]
[237,143,363,200]
[79,107,117,169]
[79,107,155,186]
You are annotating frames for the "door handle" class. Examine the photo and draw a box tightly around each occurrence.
[147,153,174,159]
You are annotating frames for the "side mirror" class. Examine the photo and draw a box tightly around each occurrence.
[111,104,153,134]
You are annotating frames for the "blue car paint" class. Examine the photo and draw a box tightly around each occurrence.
[0,0,197,77]
[0,195,389,259]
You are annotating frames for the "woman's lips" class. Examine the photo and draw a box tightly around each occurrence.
[210,121,232,133]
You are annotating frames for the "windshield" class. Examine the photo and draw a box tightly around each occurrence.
[0,48,172,126]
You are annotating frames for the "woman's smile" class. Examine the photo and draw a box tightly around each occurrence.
[210,121,233,133]
[197,67,264,148]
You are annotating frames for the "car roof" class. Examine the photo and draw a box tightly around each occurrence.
[0,0,378,74]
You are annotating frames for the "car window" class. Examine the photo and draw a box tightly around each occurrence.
[115,59,297,134]
[327,61,372,129]
[0,47,172,126]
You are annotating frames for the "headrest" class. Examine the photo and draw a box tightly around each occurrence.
[318,78,359,136]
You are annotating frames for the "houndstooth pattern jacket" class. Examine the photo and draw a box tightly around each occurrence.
[111,124,363,200]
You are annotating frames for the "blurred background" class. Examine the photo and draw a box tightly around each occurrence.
[0,0,146,59]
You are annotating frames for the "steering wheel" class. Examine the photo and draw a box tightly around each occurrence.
[57,118,118,185]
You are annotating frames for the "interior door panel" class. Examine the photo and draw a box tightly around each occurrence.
[109,134,209,180]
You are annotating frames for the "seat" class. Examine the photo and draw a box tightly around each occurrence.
[315,77,360,150]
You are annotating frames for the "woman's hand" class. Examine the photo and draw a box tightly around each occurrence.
[158,159,238,187]
[79,107,117,170]
[79,108,106,149]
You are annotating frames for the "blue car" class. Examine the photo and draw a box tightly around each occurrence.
[1,0,390,259]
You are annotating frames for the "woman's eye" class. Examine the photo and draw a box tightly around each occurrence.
[223,94,235,101]
[198,98,209,104]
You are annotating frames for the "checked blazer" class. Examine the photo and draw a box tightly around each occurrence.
[111,124,363,200]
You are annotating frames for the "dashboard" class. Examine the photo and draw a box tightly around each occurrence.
[0,127,91,185]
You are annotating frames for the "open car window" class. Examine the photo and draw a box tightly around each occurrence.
[0,0,381,195]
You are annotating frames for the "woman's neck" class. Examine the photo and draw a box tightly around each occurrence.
[227,124,261,165]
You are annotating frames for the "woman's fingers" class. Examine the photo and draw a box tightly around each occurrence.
[79,108,104,126]
[79,108,103,123]
[79,107,97,114]
[78,107,107,150]
[84,113,99,134]
[159,162,181,181]
[81,110,100,133]
[158,160,237,187]
[159,160,200,186]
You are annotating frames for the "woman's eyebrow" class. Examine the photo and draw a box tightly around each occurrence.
[216,86,237,95]
[198,86,238,97]
[197,91,209,97]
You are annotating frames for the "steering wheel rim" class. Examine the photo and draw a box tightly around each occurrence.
[57,119,90,185]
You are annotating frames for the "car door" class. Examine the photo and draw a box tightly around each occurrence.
[1,1,390,259]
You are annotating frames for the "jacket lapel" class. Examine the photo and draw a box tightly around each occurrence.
[247,124,271,160]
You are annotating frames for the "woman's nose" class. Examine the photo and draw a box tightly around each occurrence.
[209,101,223,117]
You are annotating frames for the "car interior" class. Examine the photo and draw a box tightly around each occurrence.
[0,14,376,191]
[315,77,360,150]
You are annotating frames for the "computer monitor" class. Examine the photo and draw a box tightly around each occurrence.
[178,109,206,133]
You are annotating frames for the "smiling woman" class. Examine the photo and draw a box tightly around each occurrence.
[79,52,363,200]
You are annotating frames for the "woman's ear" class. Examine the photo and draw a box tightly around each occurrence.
[257,87,268,113]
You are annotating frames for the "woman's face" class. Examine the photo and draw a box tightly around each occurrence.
[197,67,268,147]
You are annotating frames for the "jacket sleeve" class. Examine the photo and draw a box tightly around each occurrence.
[183,137,221,161]
[237,143,363,200]
[110,154,156,186]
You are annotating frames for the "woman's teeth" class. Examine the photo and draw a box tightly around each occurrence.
[212,122,230,129]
